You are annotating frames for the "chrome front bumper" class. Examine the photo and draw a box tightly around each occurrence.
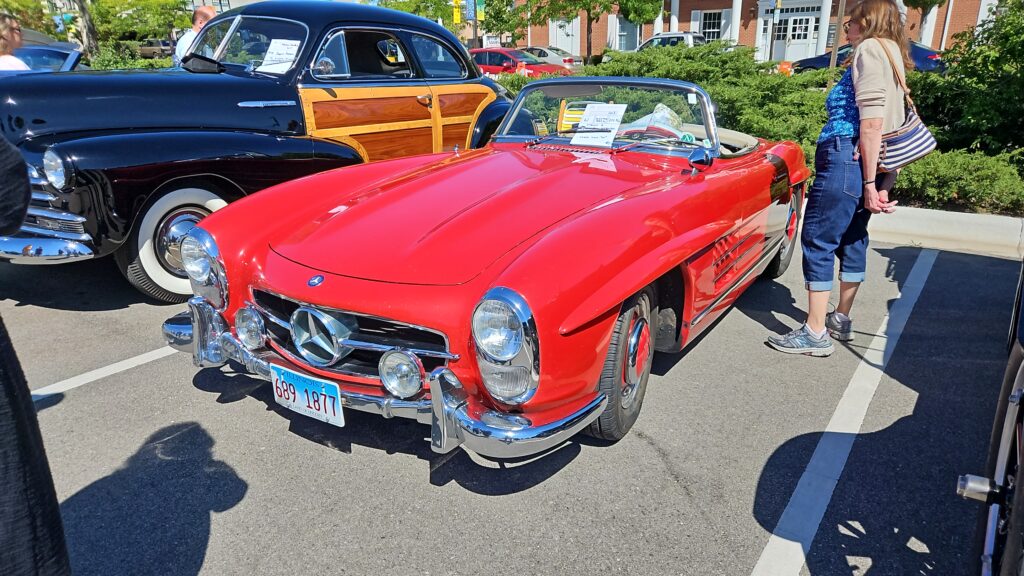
[0,230,95,263]
[163,298,607,459]
[1,177,95,263]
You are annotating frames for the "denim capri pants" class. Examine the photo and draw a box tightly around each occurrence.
[801,136,875,292]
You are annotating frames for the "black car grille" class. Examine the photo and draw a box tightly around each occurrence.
[251,289,451,379]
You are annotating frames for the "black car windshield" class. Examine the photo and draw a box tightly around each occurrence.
[497,82,715,154]
[190,16,307,75]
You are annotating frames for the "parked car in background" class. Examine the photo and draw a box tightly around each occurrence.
[470,48,572,77]
[523,45,581,69]
[139,38,173,59]
[163,76,809,461]
[637,32,707,51]
[2,44,84,75]
[792,41,944,73]
[0,1,510,302]
[958,259,1024,575]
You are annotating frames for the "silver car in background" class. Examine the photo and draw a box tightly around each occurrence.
[523,45,581,70]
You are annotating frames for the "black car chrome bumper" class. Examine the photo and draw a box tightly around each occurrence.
[1,173,95,263]
[163,298,607,459]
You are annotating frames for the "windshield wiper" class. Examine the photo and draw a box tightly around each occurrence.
[611,137,698,154]
[525,128,612,148]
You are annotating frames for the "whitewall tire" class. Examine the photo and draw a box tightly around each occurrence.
[115,187,227,303]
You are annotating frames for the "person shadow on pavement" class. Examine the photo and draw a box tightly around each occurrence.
[750,248,1017,574]
[60,423,247,576]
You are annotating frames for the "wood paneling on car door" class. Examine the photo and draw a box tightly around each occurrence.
[428,84,497,151]
[300,85,436,162]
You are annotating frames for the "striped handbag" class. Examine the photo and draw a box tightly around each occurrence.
[877,41,936,172]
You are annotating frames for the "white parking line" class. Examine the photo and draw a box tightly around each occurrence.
[750,248,939,575]
[31,346,179,403]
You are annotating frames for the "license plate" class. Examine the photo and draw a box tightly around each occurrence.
[270,365,344,427]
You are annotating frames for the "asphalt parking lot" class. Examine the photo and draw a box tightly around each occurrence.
[1,242,1017,576]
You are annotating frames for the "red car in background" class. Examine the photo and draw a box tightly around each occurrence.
[470,47,572,77]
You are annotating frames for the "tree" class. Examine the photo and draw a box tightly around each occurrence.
[92,0,189,42]
[617,0,662,33]
[903,0,945,41]
[67,0,99,55]
[532,0,614,59]
[483,0,529,44]
[379,0,462,35]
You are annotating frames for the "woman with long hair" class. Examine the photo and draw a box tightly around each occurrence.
[769,0,911,356]
[0,13,29,71]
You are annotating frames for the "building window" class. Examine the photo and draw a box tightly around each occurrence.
[701,11,723,40]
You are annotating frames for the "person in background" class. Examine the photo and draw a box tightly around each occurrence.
[174,5,216,67]
[768,0,908,357]
[0,137,72,576]
[0,14,29,71]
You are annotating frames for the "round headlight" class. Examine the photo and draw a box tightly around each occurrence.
[378,350,424,399]
[235,306,265,350]
[180,235,212,284]
[472,299,523,362]
[42,149,67,189]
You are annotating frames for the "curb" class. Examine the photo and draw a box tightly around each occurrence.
[866,206,1024,260]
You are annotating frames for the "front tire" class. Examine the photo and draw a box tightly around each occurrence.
[115,187,227,303]
[585,286,658,441]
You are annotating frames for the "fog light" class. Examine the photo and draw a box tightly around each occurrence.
[379,350,424,399]
[235,306,265,350]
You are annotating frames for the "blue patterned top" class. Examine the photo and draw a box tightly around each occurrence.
[817,68,860,142]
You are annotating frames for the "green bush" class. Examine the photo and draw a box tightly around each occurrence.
[909,0,1024,152]
[89,41,173,70]
[896,150,1024,214]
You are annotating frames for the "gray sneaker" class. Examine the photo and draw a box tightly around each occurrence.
[767,325,835,357]
[826,312,854,342]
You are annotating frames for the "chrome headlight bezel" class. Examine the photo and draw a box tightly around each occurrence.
[180,227,228,311]
[471,287,540,405]
[42,148,72,190]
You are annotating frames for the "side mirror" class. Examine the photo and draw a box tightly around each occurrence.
[686,147,714,175]
[502,60,514,70]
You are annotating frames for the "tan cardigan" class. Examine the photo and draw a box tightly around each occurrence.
[852,38,907,133]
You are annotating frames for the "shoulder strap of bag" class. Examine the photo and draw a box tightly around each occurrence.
[876,39,915,110]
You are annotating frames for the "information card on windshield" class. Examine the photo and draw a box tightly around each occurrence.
[256,39,301,73]
[570,103,627,148]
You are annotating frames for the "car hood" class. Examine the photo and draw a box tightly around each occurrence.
[0,69,304,144]
[269,147,673,286]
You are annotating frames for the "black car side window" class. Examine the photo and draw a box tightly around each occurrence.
[311,30,352,79]
[409,34,466,79]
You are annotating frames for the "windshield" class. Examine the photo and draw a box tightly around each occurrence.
[547,46,572,57]
[509,50,543,64]
[190,16,307,75]
[13,48,70,71]
[497,82,715,153]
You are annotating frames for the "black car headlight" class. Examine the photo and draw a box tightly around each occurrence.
[180,227,228,310]
[471,287,540,405]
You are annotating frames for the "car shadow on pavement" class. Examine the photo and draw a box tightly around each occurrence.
[0,258,159,311]
[60,422,248,576]
[751,249,1017,574]
[192,367,579,495]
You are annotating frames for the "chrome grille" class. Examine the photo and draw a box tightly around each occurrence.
[251,289,453,379]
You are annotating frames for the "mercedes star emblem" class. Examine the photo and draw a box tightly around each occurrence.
[308,275,325,287]
[288,307,355,367]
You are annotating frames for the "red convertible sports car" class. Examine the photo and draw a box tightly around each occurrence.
[163,77,810,460]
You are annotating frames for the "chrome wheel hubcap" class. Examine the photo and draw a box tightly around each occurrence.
[156,207,209,277]
[621,296,652,410]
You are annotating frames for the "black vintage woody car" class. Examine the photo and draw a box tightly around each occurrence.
[0,1,510,301]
